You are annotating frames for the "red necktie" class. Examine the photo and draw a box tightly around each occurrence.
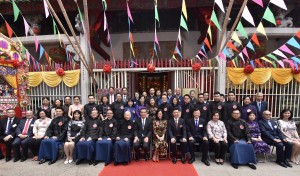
[110,95,113,104]
[22,119,30,135]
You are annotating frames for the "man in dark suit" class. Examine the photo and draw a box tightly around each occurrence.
[181,94,194,123]
[146,88,157,105]
[168,107,187,164]
[121,87,130,104]
[159,94,173,120]
[107,87,116,105]
[209,92,226,122]
[12,110,36,162]
[258,110,292,168]
[251,92,268,121]
[194,93,210,124]
[110,93,125,122]
[0,108,20,161]
[225,91,242,123]
[187,109,210,166]
[133,108,152,161]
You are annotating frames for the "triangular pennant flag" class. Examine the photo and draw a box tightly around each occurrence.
[236,21,248,39]
[287,37,300,49]
[129,32,134,43]
[211,10,221,31]
[130,42,135,57]
[270,0,287,10]
[283,59,295,69]
[252,0,263,7]
[295,61,298,70]
[180,15,188,31]
[242,48,249,59]
[261,57,272,64]
[271,61,277,68]
[279,44,295,56]
[204,38,212,52]
[297,31,300,39]
[215,0,225,13]
[127,3,134,23]
[215,57,221,66]
[43,0,50,18]
[277,60,285,68]
[263,7,276,25]
[103,13,107,31]
[238,52,245,63]
[154,30,160,50]
[250,60,255,68]
[102,0,107,11]
[25,49,30,60]
[291,57,300,64]
[5,22,13,38]
[257,22,267,38]
[201,45,208,56]
[273,49,287,58]
[57,29,62,47]
[242,6,255,26]
[255,58,264,67]
[246,42,255,52]
[267,53,278,61]
[198,50,207,58]
[178,29,182,45]
[182,0,187,20]
[251,33,260,46]
[23,18,30,37]
[222,48,231,58]
[231,32,242,45]
[53,18,57,35]
[107,30,111,43]
[12,0,20,22]
[39,45,44,60]
[155,6,160,26]
[231,59,237,68]
[207,26,212,44]
[218,52,226,61]
[34,35,39,52]
[227,42,239,52]
[175,46,182,58]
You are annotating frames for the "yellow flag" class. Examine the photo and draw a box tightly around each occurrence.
[207,26,212,45]
[257,22,268,39]
[232,59,237,68]
[261,57,272,63]
[231,32,242,45]
[130,42,135,57]
[182,0,187,20]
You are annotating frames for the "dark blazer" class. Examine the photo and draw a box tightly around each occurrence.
[16,118,36,137]
[186,118,207,139]
[134,118,152,139]
[251,101,268,121]
[0,117,20,138]
[168,118,186,139]
[106,94,116,104]
[258,119,285,143]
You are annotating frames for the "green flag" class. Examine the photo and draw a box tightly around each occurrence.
[180,15,188,31]
[52,18,57,35]
[211,10,221,31]
[267,53,278,61]
[263,7,276,25]
[271,61,277,68]
[12,0,20,22]
[78,7,83,22]
[155,6,160,26]
[102,0,107,11]
[236,21,248,39]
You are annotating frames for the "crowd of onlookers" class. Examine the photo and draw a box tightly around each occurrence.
[0,87,299,170]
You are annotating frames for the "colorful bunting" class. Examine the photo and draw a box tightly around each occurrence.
[154,29,160,49]
[231,32,242,45]
[182,0,187,20]
[261,57,272,64]
[246,42,255,52]
[273,49,287,59]
[270,0,287,10]
[277,60,285,68]
[257,22,267,38]
[242,48,249,58]
[291,57,300,64]
[219,52,226,61]
[204,38,212,52]
[283,59,295,69]
[287,38,300,49]
[127,3,134,23]
[267,54,278,61]
[250,60,255,68]
[175,46,182,58]
[252,0,263,7]
[262,7,276,25]
[102,0,107,11]
[207,26,212,44]
[103,13,107,31]
[242,6,255,26]
[215,0,225,13]
[211,10,221,31]
[178,29,182,45]
[39,45,44,60]
[34,35,39,52]
[12,0,20,22]
[180,15,188,31]
[201,45,208,56]
[279,44,295,55]
[155,6,160,26]
[43,0,50,18]
[238,53,245,63]
[251,33,260,46]
[227,42,239,52]
[236,22,248,39]
[198,50,207,58]
[5,22,13,38]
[222,48,231,58]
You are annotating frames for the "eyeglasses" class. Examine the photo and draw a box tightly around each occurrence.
[264,114,272,115]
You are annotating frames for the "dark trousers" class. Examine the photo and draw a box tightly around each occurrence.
[0,136,13,158]
[170,136,187,158]
[28,138,43,156]
[189,137,209,161]
[210,140,228,160]
[267,140,292,162]
[12,137,34,159]
[133,137,150,157]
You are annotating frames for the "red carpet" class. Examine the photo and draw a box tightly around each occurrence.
[99,160,198,176]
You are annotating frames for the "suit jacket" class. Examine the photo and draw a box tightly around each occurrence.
[251,101,268,121]
[186,118,207,139]
[0,117,20,138]
[134,117,152,139]
[106,93,116,104]
[16,118,36,137]
[258,119,285,143]
[121,94,130,104]
[45,116,68,141]
[168,118,186,139]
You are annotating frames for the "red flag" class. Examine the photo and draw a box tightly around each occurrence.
[255,58,263,67]
[251,33,260,46]
[204,38,212,52]
[226,42,239,52]
[5,22,13,38]
[296,31,300,39]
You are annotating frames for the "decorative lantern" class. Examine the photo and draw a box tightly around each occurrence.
[56,68,65,76]
[147,63,155,73]
[103,64,112,74]
[192,63,201,72]
[244,65,254,74]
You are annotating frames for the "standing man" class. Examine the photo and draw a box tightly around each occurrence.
[121,87,129,104]
[111,93,125,122]
[167,89,173,103]
[146,88,157,104]
[209,92,226,122]
[0,109,20,161]
[186,109,210,166]
[159,94,173,120]
[12,110,36,162]
[62,96,72,117]
[107,87,116,105]
[168,108,187,164]
[156,90,162,106]
[84,95,100,121]
[181,94,194,123]
[225,91,242,123]
[133,108,152,161]
[251,92,268,121]
[189,90,197,105]
[194,93,211,124]
[203,92,209,104]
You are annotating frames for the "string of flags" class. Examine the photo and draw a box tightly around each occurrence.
[153,0,160,58]
[126,1,138,67]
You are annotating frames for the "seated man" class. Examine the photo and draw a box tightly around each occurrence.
[95,109,117,166]
[76,110,101,165]
[38,107,68,165]
[12,110,36,162]
[258,110,293,168]
[186,109,209,166]
[133,108,152,161]
[168,107,187,164]
[227,109,257,169]
[0,108,20,161]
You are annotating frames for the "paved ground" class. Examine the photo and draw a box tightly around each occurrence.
[0,155,300,176]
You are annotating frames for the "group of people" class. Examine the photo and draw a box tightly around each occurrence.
[0,87,299,170]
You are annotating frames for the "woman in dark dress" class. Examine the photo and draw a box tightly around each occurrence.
[36,97,52,119]
[241,96,257,121]
[148,97,158,120]
[99,96,109,121]
[246,112,270,155]
[64,110,84,164]
[135,96,146,119]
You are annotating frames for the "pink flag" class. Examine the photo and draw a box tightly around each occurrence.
[43,0,49,18]
[34,35,39,52]
[219,52,226,61]
[26,49,30,60]
[127,3,134,23]
[279,44,295,56]
[107,30,110,43]
[273,49,287,58]
[239,53,245,63]
[178,29,181,45]
[154,29,160,50]
[198,50,207,58]
[242,48,249,58]
[277,60,285,68]
[252,0,263,7]
[23,17,30,37]
[104,12,107,31]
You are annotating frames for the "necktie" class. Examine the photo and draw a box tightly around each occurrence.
[258,102,261,111]
[6,118,12,135]
[195,120,198,129]
[268,121,273,130]
[110,95,113,104]
[22,119,31,135]
[142,119,145,130]
[175,119,178,128]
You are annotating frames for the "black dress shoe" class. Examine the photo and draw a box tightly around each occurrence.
[145,154,149,161]
[248,163,257,170]
[104,162,110,166]
[276,161,287,168]
[188,158,195,164]
[0,156,4,160]
[48,160,56,165]
[202,160,210,166]
[21,157,27,162]
[93,161,99,166]
[232,164,238,169]
[76,159,82,165]
[285,161,292,168]
[13,157,20,162]
[5,157,12,162]
[39,158,46,164]
[88,160,94,165]
[122,162,128,165]
[172,158,177,164]
[181,157,186,164]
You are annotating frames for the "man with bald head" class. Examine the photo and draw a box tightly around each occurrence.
[258,110,292,168]
[251,92,268,121]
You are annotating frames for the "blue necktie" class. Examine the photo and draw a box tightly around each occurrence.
[195,120,198,129]
[258,102,261,111]
[268,121,273,130]
[6,118,12,135]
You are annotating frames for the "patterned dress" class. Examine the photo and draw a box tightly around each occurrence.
[153,120,168,156]
[247,121,270,154]
[278,120,299,140]
[148,106,158,120]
